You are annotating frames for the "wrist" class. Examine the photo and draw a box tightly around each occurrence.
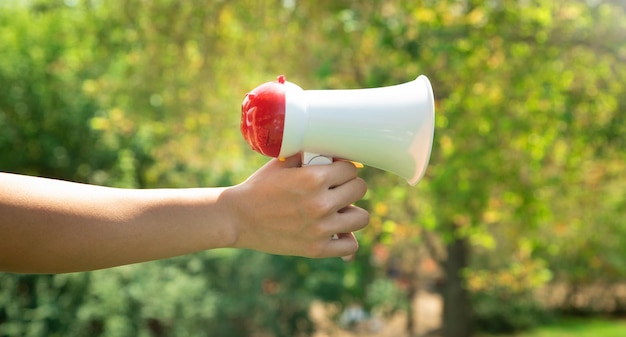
[216,184,248,250]
[213,185,245,248]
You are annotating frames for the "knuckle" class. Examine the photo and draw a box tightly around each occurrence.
[308,222,330,239]
[302,168,327,189]
[305,198,333,217]
[337,160,358,176]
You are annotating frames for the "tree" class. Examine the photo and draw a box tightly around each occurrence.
[292,0,626,335]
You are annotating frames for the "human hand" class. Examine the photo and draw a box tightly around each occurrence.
[224,155,369,258]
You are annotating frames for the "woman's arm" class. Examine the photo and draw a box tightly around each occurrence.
[0,155,368,274]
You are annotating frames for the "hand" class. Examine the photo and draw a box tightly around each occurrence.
[225,155,369,258]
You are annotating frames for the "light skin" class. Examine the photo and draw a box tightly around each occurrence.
[0,155,369,274]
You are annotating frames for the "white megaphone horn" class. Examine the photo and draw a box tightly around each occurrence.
[241,75,435,185]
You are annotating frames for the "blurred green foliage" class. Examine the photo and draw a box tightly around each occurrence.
[480,317,626,337]
[1,0,625,336]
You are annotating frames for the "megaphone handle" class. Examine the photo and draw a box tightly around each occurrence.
[302,152,333,166]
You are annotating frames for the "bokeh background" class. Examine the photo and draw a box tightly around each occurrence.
[1,1,625,337]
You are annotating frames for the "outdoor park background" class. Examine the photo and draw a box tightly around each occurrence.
[1,0,625,336]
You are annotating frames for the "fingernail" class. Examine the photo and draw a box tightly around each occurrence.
[350,161,364,168]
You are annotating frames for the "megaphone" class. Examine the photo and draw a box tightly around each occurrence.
[241,75,435,185]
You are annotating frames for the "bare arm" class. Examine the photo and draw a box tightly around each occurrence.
[0,172,234,273]
[0,155,368,274]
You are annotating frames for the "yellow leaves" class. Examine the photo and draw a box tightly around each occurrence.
[89,107,135,135]
[184,40,204,74]
[365,197,424,247]
[466,258,553,293]
[558,3,584,21]
[413,8,436,24]
[109,107,134,133]
[487,52,505,71]
[81,79,99,95]
[470,231,496,251]
[526,5,553,28]
[373,202,389,217]
[413,4,486,27]
[382,220,397,234]
[89,116,109,131]
[482,210,501,225]
[472,82,487,95]
[183,116,198,132]
[217,6,236,28]
[466,271,488,292]
[466,8,486,27]
[554,222,568,236]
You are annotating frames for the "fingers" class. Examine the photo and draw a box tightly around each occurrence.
[326,232,359,258]
[271,155,367,213]
[305,205,369,241]
[305,161,368,258]
[274,155,360,189]
[325,161,360,188]
[334,205,370,233]
[306,206,369,259]
[328,177,367,213]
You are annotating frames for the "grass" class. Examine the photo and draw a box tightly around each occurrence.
[481,317,626,337]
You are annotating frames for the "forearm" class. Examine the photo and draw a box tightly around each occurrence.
[0,173,235,274]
